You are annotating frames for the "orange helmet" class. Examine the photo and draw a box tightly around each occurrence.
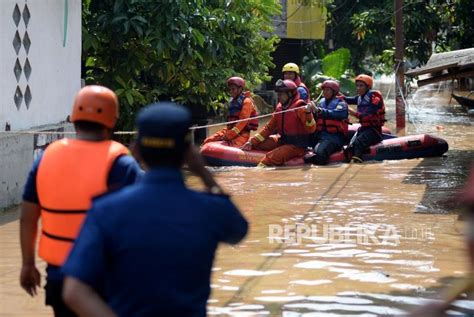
[70,85,119,128]
[355,74,373,89]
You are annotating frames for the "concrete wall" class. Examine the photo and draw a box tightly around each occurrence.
[0,0,81,209]
[0,0,81,130]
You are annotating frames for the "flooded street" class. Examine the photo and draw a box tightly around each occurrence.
[1,83,474,316]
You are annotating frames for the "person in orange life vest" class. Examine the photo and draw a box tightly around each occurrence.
[342,74,386,163]
[19,85,143,317]
[304,80,349,165]
[241,79,316,167]
[202,76,258,147]
[282,62,310,102]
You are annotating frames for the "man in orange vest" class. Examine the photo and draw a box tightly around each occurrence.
[241,79,316,166]
[282,62,310,102]
[202,76,259,147]
[18,85,142,317]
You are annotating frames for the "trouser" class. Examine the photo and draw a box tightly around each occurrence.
[202,128,250,147]
[45,279,78,317]
[254,135,306,166]
[351,127,382,159]
[305,132,345,165]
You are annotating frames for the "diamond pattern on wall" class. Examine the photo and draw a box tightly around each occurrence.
[22,4,30,27]
[13,31,21,54]
[25,86,32,109]
[23,32,31,54]
[14,86,23,110]
[14,59,22,82]
[24,58,31,81]
[13,4,21,27]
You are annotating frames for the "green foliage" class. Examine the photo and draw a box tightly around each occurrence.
[325,0,474,74]
[322,48,351,79]
[82,0,281,130]
[302,48,355,97]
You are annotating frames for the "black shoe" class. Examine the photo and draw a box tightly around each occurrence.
[350,156,363,164]
[303,153,316,164]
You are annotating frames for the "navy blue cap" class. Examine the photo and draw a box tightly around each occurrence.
[136,102,192,150]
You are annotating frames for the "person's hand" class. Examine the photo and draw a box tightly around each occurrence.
[20,264,41,297]
[241,142,253,151]
[305,101,318,113]
[348,107,357,116]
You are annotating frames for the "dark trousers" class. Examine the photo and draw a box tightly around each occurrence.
[305,132,345,165]
[45,279,78,317]
[352,127,382,158]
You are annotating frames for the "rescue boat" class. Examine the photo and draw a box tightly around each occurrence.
[201,127,449,167]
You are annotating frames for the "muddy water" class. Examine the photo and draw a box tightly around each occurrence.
[1,84,473,316]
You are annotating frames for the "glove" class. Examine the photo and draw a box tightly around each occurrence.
[241,141,253,151]
[305,101,318,113]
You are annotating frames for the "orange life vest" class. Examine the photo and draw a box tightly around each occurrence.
[316,97,349,135]
[37,139,129,266]
[227,91,259,131]
[275,98,310,148]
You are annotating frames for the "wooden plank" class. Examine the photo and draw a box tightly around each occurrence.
[406,47,474,76]
[406,63,458,76]
[417,69,474,87]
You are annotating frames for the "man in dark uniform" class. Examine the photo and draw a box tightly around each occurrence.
[61,102,248,317]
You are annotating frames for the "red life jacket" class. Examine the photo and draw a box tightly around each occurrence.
[227,91,258,131]
[316,97,349,135]
[357,90,386,128]
[274,98,310,148]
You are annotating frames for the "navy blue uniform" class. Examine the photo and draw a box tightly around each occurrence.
[305,97,348,165]
[344,90,384,159]
[62,167,247,317]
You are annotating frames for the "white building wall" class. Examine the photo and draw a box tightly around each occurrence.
[0,0,81,210]
[0,0,81,131]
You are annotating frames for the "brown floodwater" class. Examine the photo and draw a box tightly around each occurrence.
[1,83,473,316]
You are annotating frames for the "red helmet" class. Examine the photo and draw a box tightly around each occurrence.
[70,85,119,128]
[321,80,340,94]
[355,74,373,89]
[227,76,245,88]
[274,79,297,93]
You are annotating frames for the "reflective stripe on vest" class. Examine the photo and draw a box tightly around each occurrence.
[357,90,386,127]
[275,99,310,148]
[316,98,349,134]
[37,139,129,266]
[227,92,259,131]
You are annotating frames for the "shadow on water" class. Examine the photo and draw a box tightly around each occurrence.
[402,152,474,214]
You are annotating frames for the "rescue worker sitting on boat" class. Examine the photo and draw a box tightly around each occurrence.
[303,80,349,165]
[202,76,258,147]
[282,62,310,102]
[343,74,386,163]
[241,79,316,167]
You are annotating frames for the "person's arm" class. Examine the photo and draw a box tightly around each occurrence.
[297,86,308,101]
[225,98,254,140]
[63,277,117,317]
[343,95,358,105]
[250,114,277,146]
[19,201,41,296]
[107,155,143,191]
[185,145,226,194]
[320,101,349,120]
[296,107,316,133]
[213,197,248,244]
